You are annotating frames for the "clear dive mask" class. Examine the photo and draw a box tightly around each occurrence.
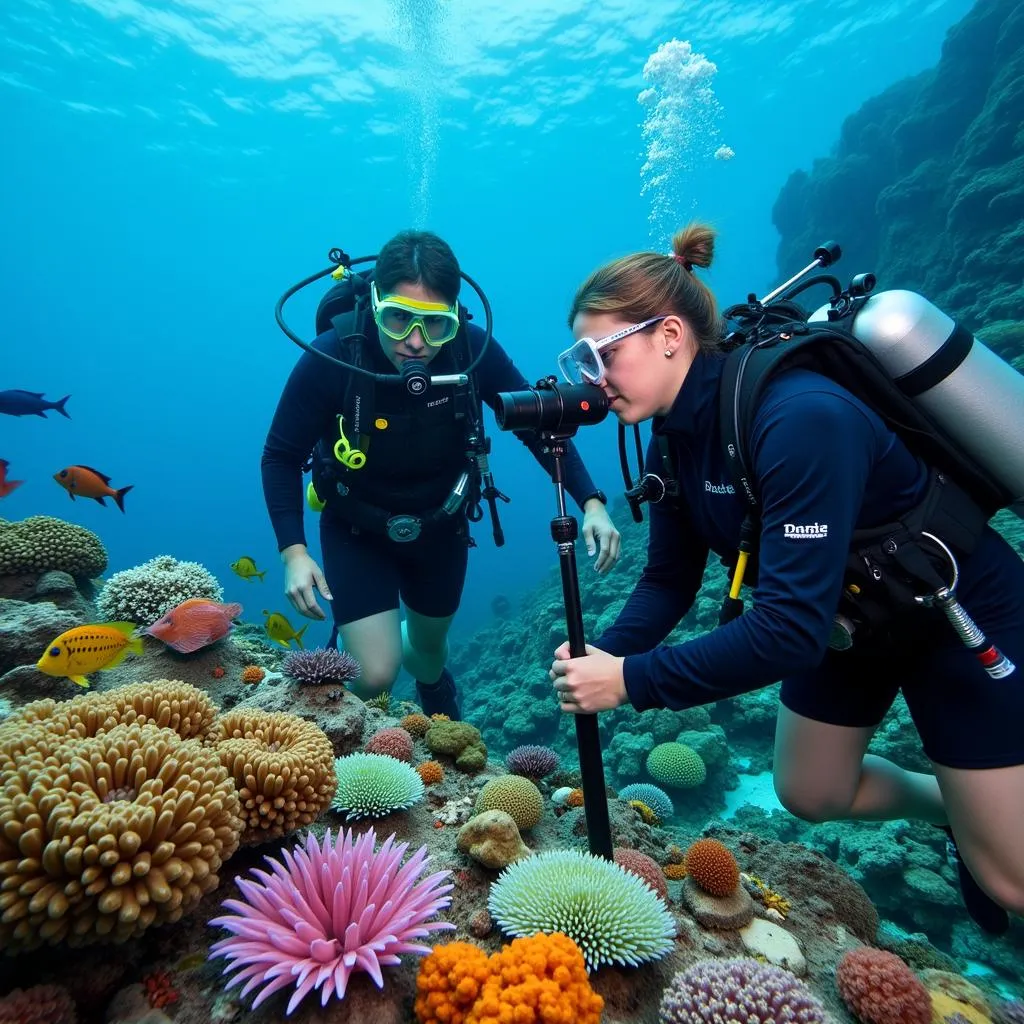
[557,316,667,384]
[371,281,461,346]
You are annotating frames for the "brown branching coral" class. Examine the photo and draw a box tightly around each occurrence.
[210,710,336,844]
[0,721,243,953]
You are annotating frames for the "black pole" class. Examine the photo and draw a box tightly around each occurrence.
[543,431,614,860]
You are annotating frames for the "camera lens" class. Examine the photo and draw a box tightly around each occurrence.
[495,381,609,433]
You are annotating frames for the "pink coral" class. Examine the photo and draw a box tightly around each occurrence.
[659,958,825,1023]
[835,947,931,1024]
[366,726,415,762]
[209,827,455,1015]
[614,847,669,901]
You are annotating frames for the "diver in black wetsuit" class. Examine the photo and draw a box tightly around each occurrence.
[262,230,619,720]
[549,223,1024,936]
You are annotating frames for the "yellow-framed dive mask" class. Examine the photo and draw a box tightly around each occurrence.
[370,281,460,346]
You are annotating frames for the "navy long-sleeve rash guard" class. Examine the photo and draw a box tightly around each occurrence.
[261,322,600,552]
[595,349,930,712]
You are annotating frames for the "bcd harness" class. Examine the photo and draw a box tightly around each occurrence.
[622,292,1008,654]
[304,284,510,546]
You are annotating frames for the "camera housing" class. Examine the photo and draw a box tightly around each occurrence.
[495,377,609,434]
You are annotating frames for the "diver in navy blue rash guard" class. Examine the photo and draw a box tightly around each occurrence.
[548,222,1024,936]
[261,230,620,720]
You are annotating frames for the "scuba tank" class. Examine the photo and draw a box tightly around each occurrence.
[808,290,1024,518]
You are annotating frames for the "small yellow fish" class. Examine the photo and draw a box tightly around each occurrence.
[262,609,308,650]
[36,621,142,688]
[230,556,266,582]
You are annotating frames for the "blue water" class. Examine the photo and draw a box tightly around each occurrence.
[1,0,973,647]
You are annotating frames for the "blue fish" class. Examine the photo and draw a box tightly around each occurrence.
[0,390,71,419]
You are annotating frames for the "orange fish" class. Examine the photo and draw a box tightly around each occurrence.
[36,621,143,688]
[144,598,243,654]
[0,459,24,499]
[53,464,133,512]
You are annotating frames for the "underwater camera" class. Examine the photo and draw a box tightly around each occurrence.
[494,377,609,435]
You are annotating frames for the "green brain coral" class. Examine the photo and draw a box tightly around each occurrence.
[646,742,706,788]
[474,775,544,831]
[332,752,425,819]
[487,848,676,971]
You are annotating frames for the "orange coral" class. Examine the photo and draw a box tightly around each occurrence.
[565,787,585,808]
[211,665,225,679]
[663,863,688,880]
[241,665,265,684]
[415,933,603,1024]
[684,838,739,896]
[416,760,444,785]
[401,713,433,737]
[415,941,491,1024]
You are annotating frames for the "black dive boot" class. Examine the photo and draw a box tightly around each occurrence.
[938,826,1010,936]
[415,668,461,720]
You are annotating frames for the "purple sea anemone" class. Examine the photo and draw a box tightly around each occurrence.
[281,647,361,687]
[505,744,560,779]
[209,827,454,1014]
[659,958,826,1024]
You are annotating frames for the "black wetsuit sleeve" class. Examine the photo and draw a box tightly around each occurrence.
[260,333,346,551]
[594,439,709,655]
[471,326,600,510]
[621,390,877,711]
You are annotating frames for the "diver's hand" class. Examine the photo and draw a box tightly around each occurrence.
[549,643,627,713]
[582,499,621,573]
[282,549,333,620]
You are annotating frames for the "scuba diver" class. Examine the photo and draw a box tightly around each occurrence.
[261,229,620,719]
[547,223,1024,935]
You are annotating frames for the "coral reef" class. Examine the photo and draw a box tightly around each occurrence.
[95,554,223,626]
[0,716,242,950]
[0,516,107,579]
[658,958,825,1023]
[211,709,336,844]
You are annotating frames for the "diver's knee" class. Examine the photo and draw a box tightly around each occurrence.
[774,781,851,824]
[966,861,1024,917]
[349,662,401,697]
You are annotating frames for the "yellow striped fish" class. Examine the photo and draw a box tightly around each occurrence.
[35,621,143,688]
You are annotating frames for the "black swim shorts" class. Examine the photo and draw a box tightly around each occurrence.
[780,526,1024,769]
[318,512,470,625]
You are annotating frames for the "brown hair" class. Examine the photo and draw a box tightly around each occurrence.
[567,223,722,353]
[375,229,461,306]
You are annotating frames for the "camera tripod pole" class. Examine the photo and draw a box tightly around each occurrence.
[543,430,614,860]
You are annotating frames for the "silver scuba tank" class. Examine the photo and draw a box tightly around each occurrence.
[808,289,1024,518]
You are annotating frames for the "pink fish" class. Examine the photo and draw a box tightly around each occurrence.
[144,598,243,654]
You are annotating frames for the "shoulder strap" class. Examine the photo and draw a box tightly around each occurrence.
[329,307,374,440]
[719,322,1009,534]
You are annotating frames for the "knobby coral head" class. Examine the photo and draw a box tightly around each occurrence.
[209,826,455,1015]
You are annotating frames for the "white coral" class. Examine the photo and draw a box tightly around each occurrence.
[96,554,223,627]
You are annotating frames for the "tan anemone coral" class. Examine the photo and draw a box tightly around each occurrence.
[210,709,336,844]
[0,721,242,952]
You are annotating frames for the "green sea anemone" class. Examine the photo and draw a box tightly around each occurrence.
[331,752,425,819]
[487,848,675,971]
